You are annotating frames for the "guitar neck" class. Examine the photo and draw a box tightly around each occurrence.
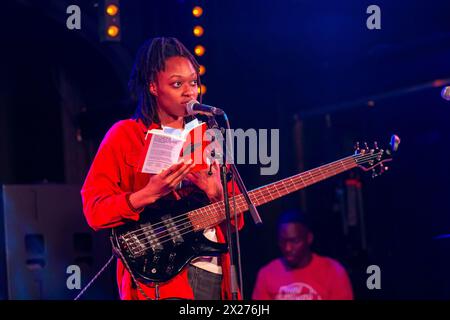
[188,154,359,231]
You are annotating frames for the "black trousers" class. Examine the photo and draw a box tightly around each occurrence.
[187,265,222,300]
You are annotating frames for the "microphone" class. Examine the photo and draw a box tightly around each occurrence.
[441,86,450,101]
[186,100,225,116]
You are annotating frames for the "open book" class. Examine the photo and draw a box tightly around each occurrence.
[139,119,211,174]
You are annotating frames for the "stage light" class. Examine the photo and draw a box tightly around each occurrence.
[107,25,120,38]
[199,65,206,76]
[191,8,206,95]
[194,45,205,56]
[100,0,121,42]
[441,86,450,101]
[193,25,204,37]
[192,6,203,18]
[198,84,207,95]
[106,4,119,16]
[432,79,446,87]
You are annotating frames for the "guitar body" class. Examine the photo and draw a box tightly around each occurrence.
[111,195,228,284]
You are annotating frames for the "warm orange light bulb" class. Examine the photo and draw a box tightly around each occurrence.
[194,45,205,56]
[106,4,119,16]
[107,25,120,37]
[198,84,207,95]
[192,6,203,18]
[193,25,204,37]
[199,65,206,76]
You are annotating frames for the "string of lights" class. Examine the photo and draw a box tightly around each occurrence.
[192,5,207,95]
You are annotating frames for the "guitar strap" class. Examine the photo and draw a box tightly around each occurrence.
[73,254,115,300]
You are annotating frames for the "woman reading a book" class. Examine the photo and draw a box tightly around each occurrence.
[81,37,243,300]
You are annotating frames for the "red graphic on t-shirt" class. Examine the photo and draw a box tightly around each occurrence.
[275,282,322,300]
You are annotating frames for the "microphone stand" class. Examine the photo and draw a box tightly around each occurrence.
[207,114,263,300]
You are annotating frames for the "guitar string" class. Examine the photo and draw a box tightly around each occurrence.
[126,151,380,251]
[127,152,381,254]
[124,151,375,238]
[127,155,358,241]
[130,159,358,254]
[126,151,379,253]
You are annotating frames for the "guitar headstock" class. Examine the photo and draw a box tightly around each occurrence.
[354,135,401,178]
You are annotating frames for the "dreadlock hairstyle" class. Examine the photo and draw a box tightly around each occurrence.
[128,37,202,127]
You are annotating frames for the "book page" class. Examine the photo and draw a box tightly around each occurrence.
[141,133,184,174]
[140,119,208,174]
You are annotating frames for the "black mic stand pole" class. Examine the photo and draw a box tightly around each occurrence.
[207,114,263,300]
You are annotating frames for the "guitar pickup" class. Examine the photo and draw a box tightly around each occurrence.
[165,264,174,275]
[161,215,185,244]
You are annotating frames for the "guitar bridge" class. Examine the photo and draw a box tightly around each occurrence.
[120,224,163,258]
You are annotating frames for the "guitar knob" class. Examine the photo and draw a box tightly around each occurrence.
[152,255,160,264]
[168,252,177,263]
[166,265,174,274]
[371,169,378,178]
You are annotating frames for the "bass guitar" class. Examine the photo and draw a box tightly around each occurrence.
[111,135,400,283]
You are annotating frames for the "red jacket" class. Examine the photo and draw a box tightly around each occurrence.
[81,118,243,300]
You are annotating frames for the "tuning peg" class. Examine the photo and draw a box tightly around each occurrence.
[376,148,384,160]
[374,141,379,150]
[364,142,369,150]
[390,134,401,152]
[376,165,389,176]
[354,142,360,154]
[371,168,378,178]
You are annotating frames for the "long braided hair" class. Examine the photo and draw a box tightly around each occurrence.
[128,37,202,127]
